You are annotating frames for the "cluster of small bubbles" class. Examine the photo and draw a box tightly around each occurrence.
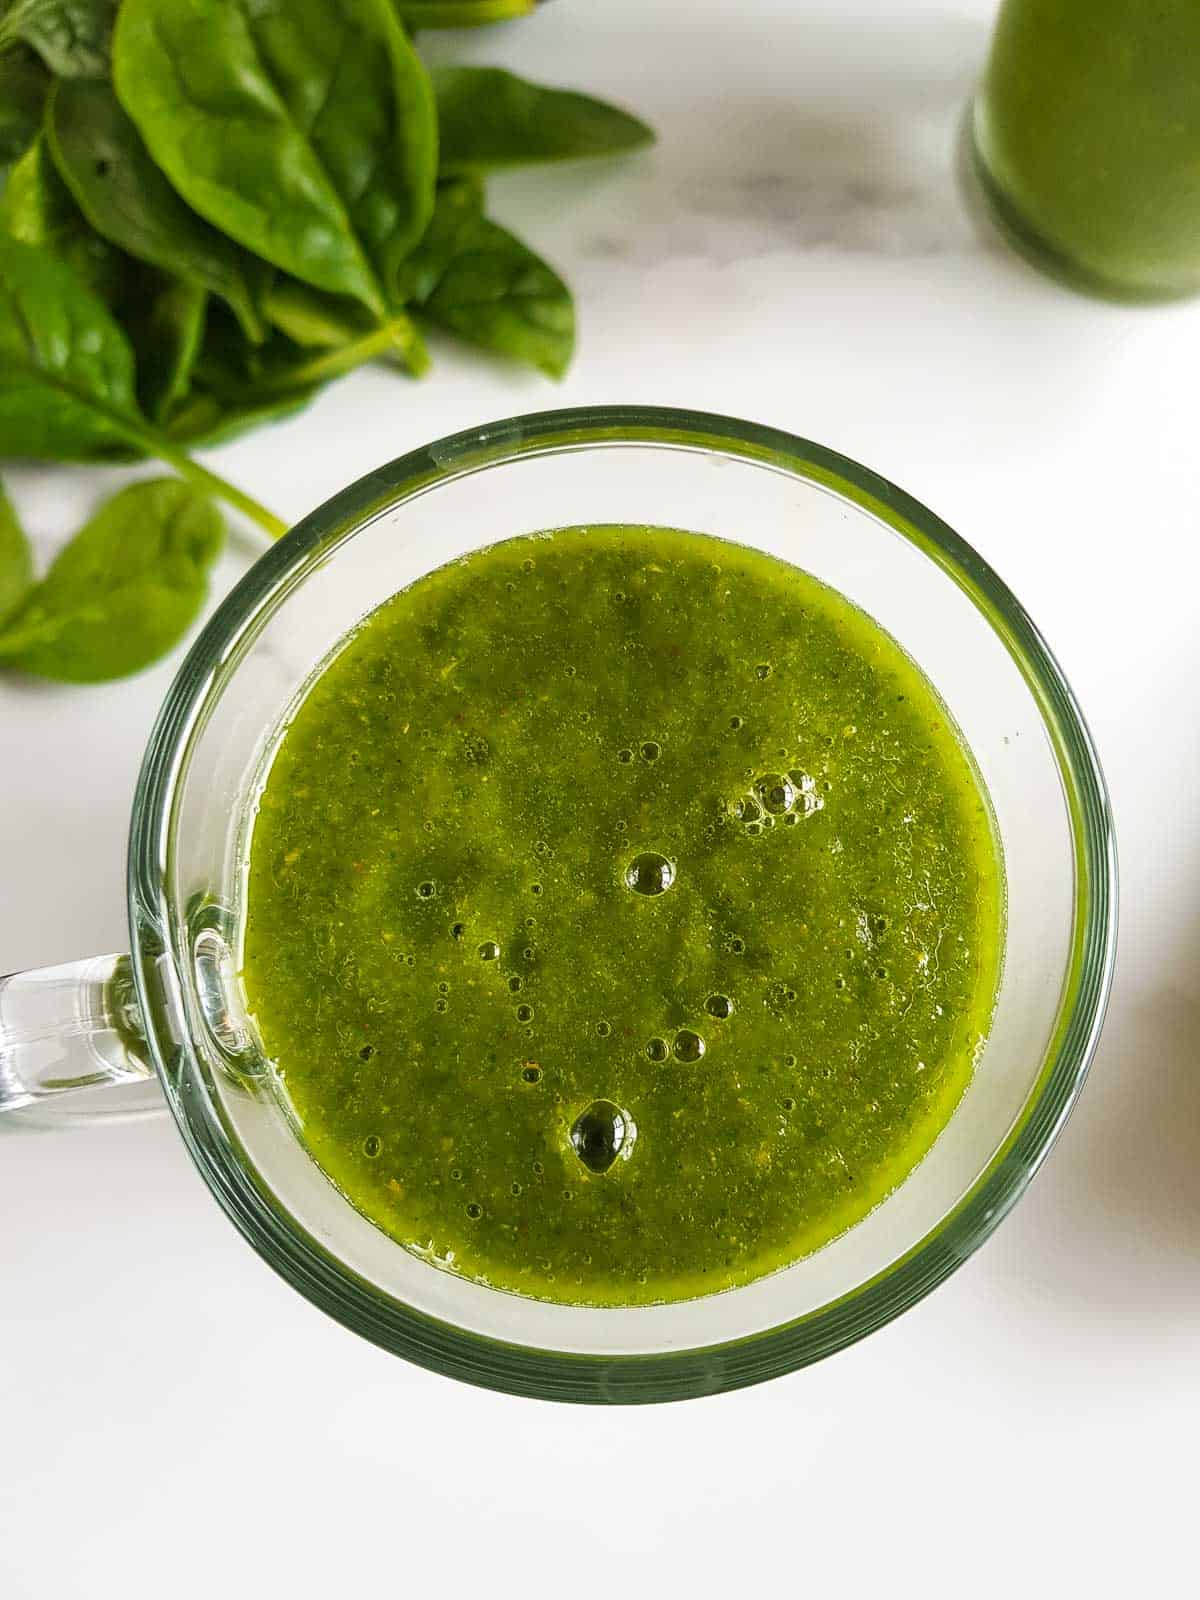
[358,1044,375,1061]
[465,1202,483,1220]
[596,1020,612,1038]
[516,1003,534,1022]
[755,662,773,680]
[363,1135,381,1157]
[521,1064,542,1083]
[451,922,465,940]
[624,852,675,896]
[478,940,500,961]
[640,741,661,763]
[617,748,634,764]
[435,998,448,1013]
[417,880,436,898]
[646,1038,669,1062]
[674,1029,706,1063]
[508,975,523,993]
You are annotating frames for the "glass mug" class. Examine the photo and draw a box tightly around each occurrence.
[0,409,1116,1403]
[972,0,1200,300]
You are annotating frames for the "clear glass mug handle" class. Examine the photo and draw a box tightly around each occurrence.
[0,954,161,1125]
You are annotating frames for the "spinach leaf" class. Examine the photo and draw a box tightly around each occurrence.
[434,67,653,173]
[0,0,113,78]
[113,0,437,317]
[126,276,206,422]
[47,77,266,340]
[0,476,33,624]
[166,385,314,450]
[396,1,536,25]
[0,476,223,680]
[0,231,146,458]
[0,130,125,301]
[0,47,48,175]
[403,182,573,376]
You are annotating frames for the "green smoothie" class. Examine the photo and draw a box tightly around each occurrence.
[243,526,1004,1307]
[975,1,1200,298]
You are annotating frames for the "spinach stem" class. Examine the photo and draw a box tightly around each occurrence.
[146,437,289,539]
[263,320,422,390]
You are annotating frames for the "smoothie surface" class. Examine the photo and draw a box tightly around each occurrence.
[243,525,1004,1306]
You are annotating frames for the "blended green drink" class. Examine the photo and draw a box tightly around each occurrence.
[243,526,1004,1308]
[974,0,1200,298]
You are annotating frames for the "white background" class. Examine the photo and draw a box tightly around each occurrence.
[2,2,1197,1593]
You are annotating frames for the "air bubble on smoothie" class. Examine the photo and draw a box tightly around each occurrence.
[705,994,733,1019]
[570,1100,637,1173]
[756,773,796,814]
[755,663,773,680]
[466,1203,483,1220]
[646,1037,669,1062]
[674,1029,706,1063]
[617,748,634,764]
[745,821,763,837]
[435,998,448,1012]
[516,1003,534,1022]
[363,1135,381,1157]
[417,880,436,898]
[734,795,762,823]
[596,1020,612,1037]
[478,940,501,961]
[521,1064,542,1083]
[451,922,465,940]
[624,852,675,896]
[508,976,522,993]
[640,740,661,763]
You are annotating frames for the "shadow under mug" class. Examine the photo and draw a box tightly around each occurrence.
[0,408,1116,1403]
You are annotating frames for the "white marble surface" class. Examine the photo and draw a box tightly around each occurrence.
[2,2,1196,1593]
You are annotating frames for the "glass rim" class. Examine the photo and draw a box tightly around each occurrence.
[128,406,1118,1403]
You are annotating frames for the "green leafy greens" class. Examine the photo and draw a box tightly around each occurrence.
[0,0,654,680]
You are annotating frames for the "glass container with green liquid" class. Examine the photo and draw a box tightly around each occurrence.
[973,0,1200,299]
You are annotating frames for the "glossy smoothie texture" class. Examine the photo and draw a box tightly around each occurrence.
[976,0,1200,297]
[243,526,1004,1307]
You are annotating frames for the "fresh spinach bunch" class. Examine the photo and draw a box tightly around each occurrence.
[0,0,653,683]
